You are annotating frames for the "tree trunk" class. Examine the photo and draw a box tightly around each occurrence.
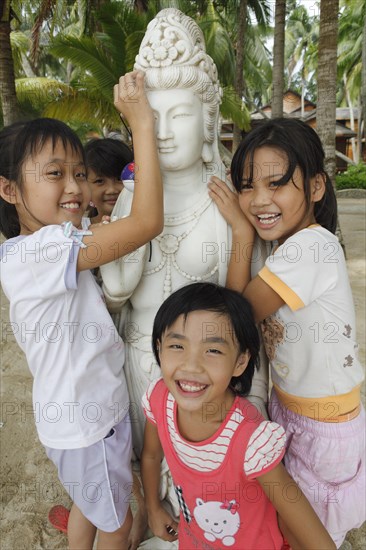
[344,75,357,163]
[233,0,248,152]
[317,1,344,250]
[134,0,148,13]
[272,0,286,118]
[0,0,21,125]
[301,74,305,117]
[21,54,37,78]
[361,7,366,158]
[316,0,339,186]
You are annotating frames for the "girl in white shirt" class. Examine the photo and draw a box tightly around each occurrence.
[0,71,163,550]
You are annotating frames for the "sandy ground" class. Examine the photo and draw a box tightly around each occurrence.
[1,197,365,549]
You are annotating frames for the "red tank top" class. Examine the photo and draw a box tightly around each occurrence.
[150,380,284,549]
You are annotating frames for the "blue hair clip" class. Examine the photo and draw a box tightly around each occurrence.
[61,221,92,249]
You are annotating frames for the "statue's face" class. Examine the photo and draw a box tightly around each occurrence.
[147,89,205,172]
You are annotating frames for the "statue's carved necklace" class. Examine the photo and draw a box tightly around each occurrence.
[144,193,219,299]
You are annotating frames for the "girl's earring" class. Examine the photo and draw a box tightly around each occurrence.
[89,200,95,207]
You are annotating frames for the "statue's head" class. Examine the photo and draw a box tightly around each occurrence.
[134,8,223,168]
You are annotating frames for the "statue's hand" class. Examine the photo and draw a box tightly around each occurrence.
[100,243,148,310]
[99,187,147,310]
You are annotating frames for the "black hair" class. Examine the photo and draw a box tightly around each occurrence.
[230,118,337,234]
[84,138,133,219]
[0,118,85,239]
[152,282,260,397]
[84,138,133,179]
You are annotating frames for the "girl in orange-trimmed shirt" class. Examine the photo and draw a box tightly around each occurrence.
[208,118,365,548]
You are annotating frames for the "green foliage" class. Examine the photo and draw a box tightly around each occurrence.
[46,0,253,131]
[220,86,250,130]
[336,164,366,189]
[7,0,360,135]
[284,3,319,98]
[337,0,365,105]
[34,2,150,131]
[15,77,73,117]
[3,0,274,130]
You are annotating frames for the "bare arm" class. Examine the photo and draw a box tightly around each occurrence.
[244,276,285,323]
[141,421,179,542]
[208,176,254,292]
[209,176,284,322]
[258,463,336,550]
[77,71,163,271]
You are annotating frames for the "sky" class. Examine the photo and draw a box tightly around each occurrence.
[254,1,320,29]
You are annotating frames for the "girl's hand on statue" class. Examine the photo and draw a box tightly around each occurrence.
[147,505,179,542]
[89,215,112,230]
[114,71,154,129]
[208,176,250,231]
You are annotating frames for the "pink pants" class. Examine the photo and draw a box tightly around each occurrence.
[269,389,366,548]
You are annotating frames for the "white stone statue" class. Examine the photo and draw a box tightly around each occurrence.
[101,8,269,547]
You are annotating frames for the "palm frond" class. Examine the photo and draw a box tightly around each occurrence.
[221,86,250,130]
[10,31,31,74]
[50,35,118,99]
[12,77,70,119]
[15,77,73,110]
[98,3,151,72]
[198,3,235,86]
[42,88,120,130]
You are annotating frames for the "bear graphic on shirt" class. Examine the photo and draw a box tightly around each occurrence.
[193,498,240,546]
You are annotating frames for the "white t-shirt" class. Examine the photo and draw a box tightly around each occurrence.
[258,225,364,398]
[0,225,129,449]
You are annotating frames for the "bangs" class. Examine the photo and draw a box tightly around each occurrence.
[247,145,298,188]
[232,131,299,192]
[21,118,85,163]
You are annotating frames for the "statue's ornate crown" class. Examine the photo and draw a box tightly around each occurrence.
[135,8,219,87]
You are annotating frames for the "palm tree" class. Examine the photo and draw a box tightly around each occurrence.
[35,1,251,133]
[272,0,286,118]
[6,0,271,137]
[46,2,149,132]
[203,0,271,149]
[0,0,21,125]
[285,1,318,113]
[317,0,339,185]
[193,0,252,138]
[338,0,365,162]
[362,3,366,153]
[232,0,248,150]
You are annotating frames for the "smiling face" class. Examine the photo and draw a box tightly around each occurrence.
[238,146,317,244]
[147,89,205,172]
[158,310,249,420]
[87,168,123,218]
[14,138,90,234]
